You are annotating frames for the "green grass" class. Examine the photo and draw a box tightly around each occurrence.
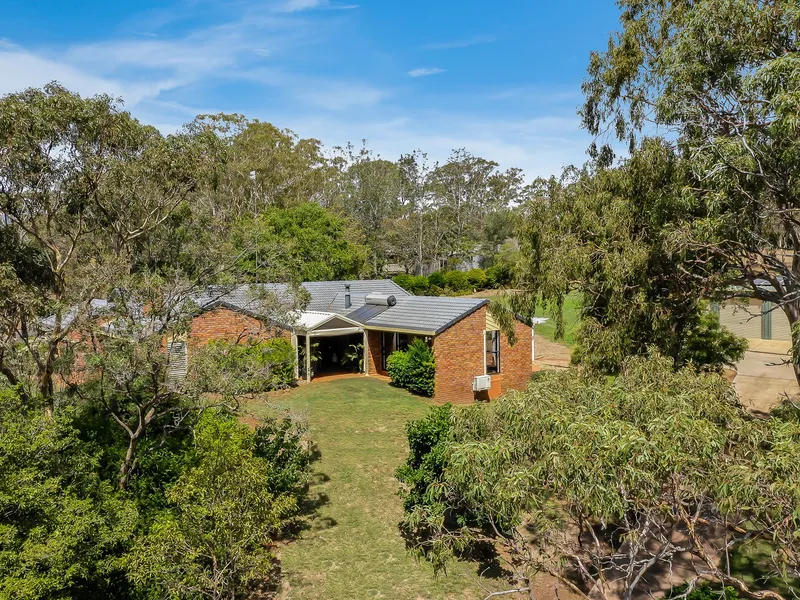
[246,378,504,600]
[533,292,581,347]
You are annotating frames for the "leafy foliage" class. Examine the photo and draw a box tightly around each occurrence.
[387,339,435,397]
[396,404,452,513]
[188,338,296,395]
[399,353,800,598]
[127,413,298,599]
[515,140,747,374]
[252,417,314,506]
[667,583,740,600]
[237,202,367,282]
[465,268,487,290]
[582,0,800,384]
[0,389,137,600]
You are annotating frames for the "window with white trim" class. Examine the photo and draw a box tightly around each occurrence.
[485,330,500,374]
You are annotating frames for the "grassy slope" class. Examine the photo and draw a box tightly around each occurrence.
[247,378,503,600]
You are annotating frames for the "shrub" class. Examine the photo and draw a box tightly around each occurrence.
[392,273,414,292]
[408,275,430,295]
[485,264,512,288]
[443,270,470,293]
[396,404,453,512]
[190,338,295,394]
[394,274,430,295]
[427,271,446,288]
[386,339,435,397]
[386,349,411,388]
[252,417,313,507]
[466,268,487,290]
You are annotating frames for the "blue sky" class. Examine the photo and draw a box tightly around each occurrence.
[0,0,621,178]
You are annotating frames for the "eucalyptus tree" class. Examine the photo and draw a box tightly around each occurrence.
[0,84,222,412]
[399,354,800,599]
[332,144,403,277]
[187,113,338,218]
[389,150,439,274]
[511,139,747,374]
[582,0,800,382]
[428,149,524,265]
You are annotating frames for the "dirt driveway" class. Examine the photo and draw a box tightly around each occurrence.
[734,348,797,414]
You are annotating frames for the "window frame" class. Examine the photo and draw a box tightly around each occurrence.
[485,330,500,374]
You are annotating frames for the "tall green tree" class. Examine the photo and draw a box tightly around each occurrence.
[0,84,222,412]
[0,388,137,600]
[428,149,523,266]
[236,202,367,282]
[582,0,800,381]
[514,139,746,373]
[332,144,402,277]
[127,413,297,600]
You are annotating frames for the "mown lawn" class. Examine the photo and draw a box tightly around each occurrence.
[533,292,581,347]
[246,377,506,600]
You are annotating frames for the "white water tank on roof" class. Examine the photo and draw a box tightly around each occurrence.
[365,293,396,306]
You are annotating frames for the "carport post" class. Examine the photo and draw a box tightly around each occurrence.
[291,334,300,380]
[305,334,312,383]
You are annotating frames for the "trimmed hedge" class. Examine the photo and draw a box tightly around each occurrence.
[386,339,435,397]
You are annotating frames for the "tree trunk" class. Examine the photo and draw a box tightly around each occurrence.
[119,434,140,490]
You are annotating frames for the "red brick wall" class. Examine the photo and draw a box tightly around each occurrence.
[188,307,288,347]
[432,305,532,403]
[499,318,533,394]
[366,330,384,375]
[433,307,486,403]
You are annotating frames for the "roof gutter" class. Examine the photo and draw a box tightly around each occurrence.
[362,325,437,336]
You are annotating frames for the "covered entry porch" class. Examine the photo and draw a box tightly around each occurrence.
[292,311,367,382]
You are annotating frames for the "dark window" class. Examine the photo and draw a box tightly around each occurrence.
[398,333,410,351]
[485,330,500,374]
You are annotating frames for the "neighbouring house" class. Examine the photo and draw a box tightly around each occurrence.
[178,279,540,402]
[716,297,793,344]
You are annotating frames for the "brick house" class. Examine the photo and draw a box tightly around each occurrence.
[181,280,541,403]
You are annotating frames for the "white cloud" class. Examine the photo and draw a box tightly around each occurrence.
[276,0,358,12]
[422,35,495,51]
[243,67,386,110]
[0,42,176,106]
[408,67,445,78]
[278,0,324,12]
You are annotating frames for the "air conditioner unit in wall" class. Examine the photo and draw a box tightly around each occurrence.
[473,374,492,392]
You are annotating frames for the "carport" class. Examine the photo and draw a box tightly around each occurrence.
[292,311,365,382]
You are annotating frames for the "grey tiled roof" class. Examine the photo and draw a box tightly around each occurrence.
[196,281,485,335]
[361,296,488,334]
[53,280,486,337]
[191,284,293,314]
[302,279,410,312]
